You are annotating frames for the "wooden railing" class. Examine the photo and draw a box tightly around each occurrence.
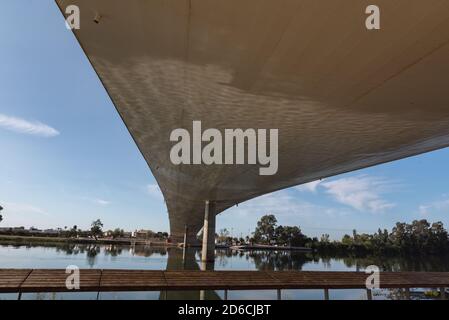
[1,269,448,300]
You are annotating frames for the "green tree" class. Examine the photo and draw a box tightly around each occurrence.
[341,234,353,245]
[320,234,330,243]
[69,225,78,238]
[111,228,124,239]
[254,214,278,244]
[90,219,104,240]
[275,225,308,247]
[156,231,168,239]
[429,221,449,252]
[0,205,3,223]
[217,228,231,244]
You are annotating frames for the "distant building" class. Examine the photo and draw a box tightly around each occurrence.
[122,231,132,238]
[103,231,113,237]
[103,230,131,239]
[42,229,59,235]
[133,229,154,239]
[0,227,63,236]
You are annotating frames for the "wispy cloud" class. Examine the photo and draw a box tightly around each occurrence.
[146,184,163,200]
[230,192,311,218]
[296,180,322,192]
[419,195,449,216]
[220,189,355,238]
[226,189,338,222]
[296,175,396,213]
[0,113,59,137]
[0,202,50,227]
[2,202,48,216]
[321,175,396,213]
[94,199,110,206]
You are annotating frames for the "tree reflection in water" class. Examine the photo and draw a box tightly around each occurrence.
[2,243,449,300]
[2,243,449,272]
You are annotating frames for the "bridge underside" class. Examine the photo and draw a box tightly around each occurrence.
[56,0,449,247]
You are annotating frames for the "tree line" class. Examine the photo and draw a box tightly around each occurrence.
[0,215,168,241]
[248,214,449,255]
[0,218,106,239]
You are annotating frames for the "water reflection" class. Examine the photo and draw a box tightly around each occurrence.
[1,242,448,300]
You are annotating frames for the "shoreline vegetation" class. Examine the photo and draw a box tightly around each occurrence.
[0,234,173,246]
[248,215,449,257]
[0,217,172,246]
[1,214,449,257]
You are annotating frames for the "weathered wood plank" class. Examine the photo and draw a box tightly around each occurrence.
[0,269,32,293]
[100,270,167,291]
[164,270,284,290]
[20,269,101,293]
[0,269,448,293]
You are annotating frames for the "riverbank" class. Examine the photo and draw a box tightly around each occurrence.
[0,235,174,246]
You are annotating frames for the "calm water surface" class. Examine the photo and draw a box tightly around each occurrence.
[1,243,448,300]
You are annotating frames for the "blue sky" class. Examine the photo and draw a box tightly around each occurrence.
[1,1,449,239]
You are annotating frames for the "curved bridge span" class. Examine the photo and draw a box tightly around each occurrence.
[56,0,449,261]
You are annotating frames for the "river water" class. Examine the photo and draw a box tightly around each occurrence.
[1,243,448,300]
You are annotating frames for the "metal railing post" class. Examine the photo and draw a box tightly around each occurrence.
[404,288,410,300]
[324,288,329,300]
[440,287,446,300]
[366,289,372,300]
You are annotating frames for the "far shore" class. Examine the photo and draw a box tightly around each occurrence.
[0,235,310,252]
[0,235,175,247]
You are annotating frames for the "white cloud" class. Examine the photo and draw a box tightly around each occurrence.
[321,175,395,213]
[146,184,163,200]
[0,113,59,137]
[419,205,430,216]
[418,196,449,216]
[296,180,322,192]
[2,202,48,215]
[227,190,319,220]
[226,190,347,226]
[0,202,50,228]
[94,199,110,206]
[219,189,356,239]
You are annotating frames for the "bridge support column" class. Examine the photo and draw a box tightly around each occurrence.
[201,200,216,265]
[170,226,200,247]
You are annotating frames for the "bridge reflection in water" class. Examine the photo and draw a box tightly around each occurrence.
[161,247,221,300]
